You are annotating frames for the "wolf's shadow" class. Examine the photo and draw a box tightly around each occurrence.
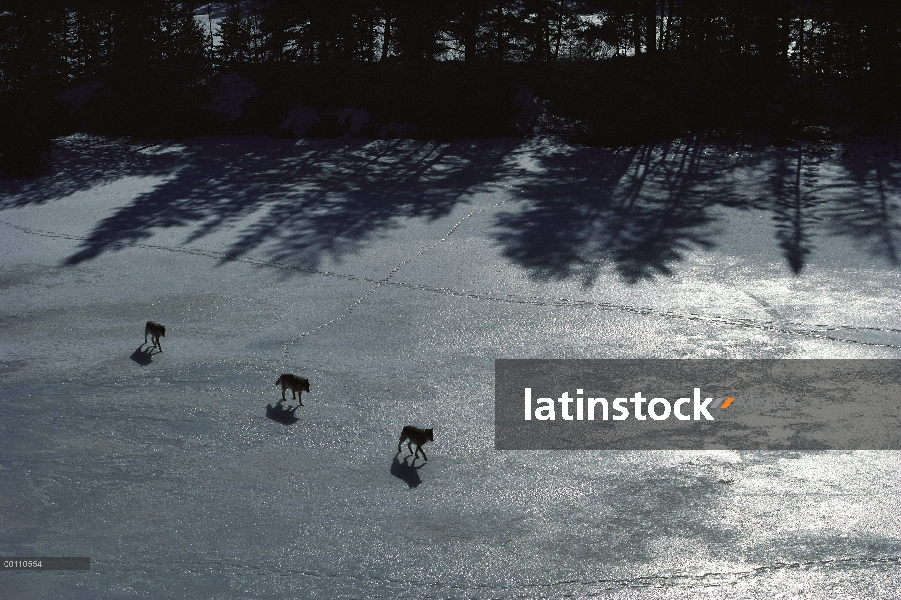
[130,344,156,366]
[390,453,425,489]
[266,400,300,425]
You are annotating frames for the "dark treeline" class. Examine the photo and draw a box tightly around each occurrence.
[1,1,900,174]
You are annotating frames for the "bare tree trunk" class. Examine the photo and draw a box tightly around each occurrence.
[553,0,563,59]
[646,0,657,53]
[380,15,391,61]
[496,3,505,60]
[633,12,642,54]
[536,1,550,61]
[461,5,476,63]
[661,0,671,51]
[797,4,804,80]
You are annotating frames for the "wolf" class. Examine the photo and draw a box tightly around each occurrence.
[397,425,433,461]
[275,374,310,405]
[144,321,165,351]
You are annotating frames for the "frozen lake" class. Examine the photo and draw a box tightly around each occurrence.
[1,134,900,598]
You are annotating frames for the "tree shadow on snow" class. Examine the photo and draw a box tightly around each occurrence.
[494,138,901,281]
[390,453,425,488]
[5,134,901,282]
[38,136,519,274]
[499,140,753,283]
[0,136,186,210]
[266,399,300,425]
[823,145,901,268]
[495,140,732,284]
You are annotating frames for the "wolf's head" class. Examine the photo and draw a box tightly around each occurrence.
[299,377,310,393]
[425,428,433,442]
[159,325,166,337]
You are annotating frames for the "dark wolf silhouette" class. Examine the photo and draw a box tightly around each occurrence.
[397,426,433,461]
[144,321,165,351]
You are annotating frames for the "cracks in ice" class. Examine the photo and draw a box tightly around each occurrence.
[504,554,901,594]
[5,219,901,352]
[280,189,515,363]
[106,552,900,592]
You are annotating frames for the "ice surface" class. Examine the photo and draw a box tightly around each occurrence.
[1,135,900,598]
